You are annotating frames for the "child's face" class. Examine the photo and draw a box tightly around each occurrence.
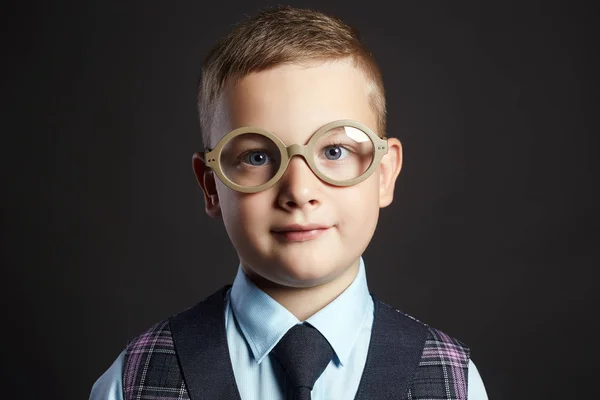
[194,59,402,288]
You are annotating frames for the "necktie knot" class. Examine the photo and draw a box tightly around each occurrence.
[271,324,333,399]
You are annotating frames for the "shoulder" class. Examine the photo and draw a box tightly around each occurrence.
[376,299,471,364]
[377,300,473,398]
[123,319,176,385]
[121,318,185,399]
[421,325,471,368]
[89,350,125,400]
[124,285,232,357]
[124,319,174,356]
[121,287,231,399]
[124,284,232,365]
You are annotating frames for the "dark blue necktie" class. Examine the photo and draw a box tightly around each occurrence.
[272,324,334,400]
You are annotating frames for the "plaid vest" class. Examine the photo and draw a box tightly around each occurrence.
[123,286,470,400]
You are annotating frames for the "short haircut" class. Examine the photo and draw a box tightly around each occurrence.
[197,5,386,147]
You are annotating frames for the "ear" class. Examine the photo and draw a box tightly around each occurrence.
[192,152,222,218]
[378,138,403,208]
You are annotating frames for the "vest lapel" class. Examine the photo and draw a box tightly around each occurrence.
[354,297,429,400]
[169,285,241,400]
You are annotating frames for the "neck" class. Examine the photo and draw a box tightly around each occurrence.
[244,259,360,321]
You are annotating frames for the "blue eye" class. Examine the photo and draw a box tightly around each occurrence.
[242,151,271,166]
[323,145,349,160]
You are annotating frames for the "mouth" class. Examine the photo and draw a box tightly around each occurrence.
[271,224,331,242]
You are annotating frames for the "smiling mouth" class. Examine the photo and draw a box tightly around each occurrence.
[271,227,330,242]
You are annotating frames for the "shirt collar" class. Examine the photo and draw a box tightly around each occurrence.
[230,257,372,366]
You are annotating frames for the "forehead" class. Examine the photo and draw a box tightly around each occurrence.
[210,60,378,146]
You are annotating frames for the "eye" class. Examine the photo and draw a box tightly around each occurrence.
[241,150,271,166]
[323,145,349,160]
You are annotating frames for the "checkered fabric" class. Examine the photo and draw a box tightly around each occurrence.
[407,328,470,400]
[123,320,190,400]
[122,311,469,400]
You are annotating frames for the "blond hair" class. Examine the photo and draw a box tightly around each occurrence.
[197,6,386,147]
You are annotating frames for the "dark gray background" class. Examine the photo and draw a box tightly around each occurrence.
[3,1,597,399]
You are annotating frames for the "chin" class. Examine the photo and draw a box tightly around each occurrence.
[273,260,342,288]
[283,273,330,288]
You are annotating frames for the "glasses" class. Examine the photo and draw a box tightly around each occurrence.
[204,119,388,193]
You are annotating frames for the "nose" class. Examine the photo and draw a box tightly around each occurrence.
[276,155,322,211]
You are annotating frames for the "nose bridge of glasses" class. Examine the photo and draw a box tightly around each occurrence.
[287,143,307,159]
[283,143,317,176]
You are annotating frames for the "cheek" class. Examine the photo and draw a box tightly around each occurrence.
[336,181,380,230]
[220,189,272,236]
[238,195,272,226]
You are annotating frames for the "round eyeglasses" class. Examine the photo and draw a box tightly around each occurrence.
[204,119,388,193]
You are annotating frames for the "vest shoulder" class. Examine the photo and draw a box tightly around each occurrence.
[122,319,187,400]
[421,327,471,367]
[376,299,471,360]
[408,324,471,399]
[124,285,231,354]
[122,299,207,354]
[124,318,174,355]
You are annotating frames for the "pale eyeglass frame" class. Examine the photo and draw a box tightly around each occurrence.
[204,119,389,193]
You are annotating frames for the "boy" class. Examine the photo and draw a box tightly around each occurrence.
[91,6,488,399]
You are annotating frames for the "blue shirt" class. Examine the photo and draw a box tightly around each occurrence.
[90,257,488,399]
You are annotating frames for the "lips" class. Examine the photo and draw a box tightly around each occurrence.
[271,223,330,232]
[271,224,331,242]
